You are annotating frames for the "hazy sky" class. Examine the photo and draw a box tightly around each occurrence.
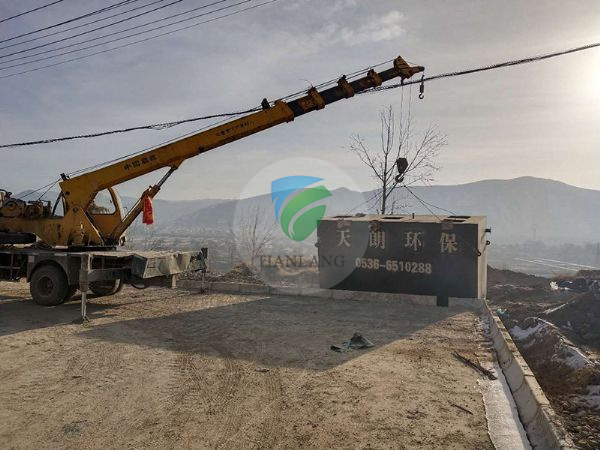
[1,0,599,200]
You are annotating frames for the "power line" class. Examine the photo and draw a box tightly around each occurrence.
[0,0,65,24]
[0,52,389,151]
[0,108,261,149]
[0,0,189,61]
[0,0,148,48]
[65,113,243,177]
[2,40,599,148]
[362,41,600,95]
[0,0,279,78]
[0,0,253,70]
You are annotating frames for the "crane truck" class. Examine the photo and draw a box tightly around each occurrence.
[0,56,424,308]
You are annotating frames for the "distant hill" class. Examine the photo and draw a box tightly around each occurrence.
[14,177,600,244]
[169,177,600,245]
[390,177,600,244]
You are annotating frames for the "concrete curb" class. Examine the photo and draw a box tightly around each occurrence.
[486,303,576,449]
[176,279,483,308]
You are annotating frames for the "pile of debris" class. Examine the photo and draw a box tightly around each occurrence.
[180,263,266,285]
[488,266,600,449]
[542,292,600,349]
[509,317,600,449]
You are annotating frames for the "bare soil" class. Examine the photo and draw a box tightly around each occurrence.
[1,281,493,449]
[487,266,600,449]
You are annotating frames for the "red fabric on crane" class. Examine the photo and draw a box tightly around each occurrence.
[142,196,154,225]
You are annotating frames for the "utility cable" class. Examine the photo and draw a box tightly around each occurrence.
[0,0,277,76]
[65,112,241,177]
[0,0,65,24]
[0,53,392,150]
[2,41,599,146]
[0,1,139,46]
[0,108,261,149]
[0,0,191,62]
[0,0,165,50]
[361,42,600,95]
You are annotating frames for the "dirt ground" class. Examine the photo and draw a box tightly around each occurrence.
[487,267,600,449]
[1,282,493,449]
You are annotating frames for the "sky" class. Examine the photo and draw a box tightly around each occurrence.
[1,0,599,201]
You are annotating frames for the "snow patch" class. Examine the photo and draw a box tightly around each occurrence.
[574,385,600,410]
[510,323,544,341]
[557,345,593,369]
[543,303,566,314]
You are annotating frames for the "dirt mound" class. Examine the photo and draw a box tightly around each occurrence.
[509,319,600,449]
[511,319,595,369]
[487,266,548,287]
[542,292,600,350]
[212,263,265,285]
[575,269,600,279]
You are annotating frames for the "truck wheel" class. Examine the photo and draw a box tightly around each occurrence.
[63,285,78,303]
[90,279,123,297]
[30,265,69,306]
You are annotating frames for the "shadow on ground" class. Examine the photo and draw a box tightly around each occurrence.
[0,296,117,336]
[78,295,466,370]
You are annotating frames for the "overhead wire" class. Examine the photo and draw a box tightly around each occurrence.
[0,107,261,149]
[0,0,194,62]
[2,40,600,147]
[0,0,168,50]
[0,54,395,150]
[0,0,140,46]
[361,41,600,95]
[0,0,279,77]
[0,0,65,24]
[64,112,248,177]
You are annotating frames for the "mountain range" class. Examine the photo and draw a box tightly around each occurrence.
[15,176,600,245]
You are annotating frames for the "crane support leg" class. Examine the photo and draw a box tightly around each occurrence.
[79,255,91,322]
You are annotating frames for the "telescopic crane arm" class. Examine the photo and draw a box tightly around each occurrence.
[0,56,423,247]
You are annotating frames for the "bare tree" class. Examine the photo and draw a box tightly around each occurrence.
[233,205,276,268]
[349,105,447,214]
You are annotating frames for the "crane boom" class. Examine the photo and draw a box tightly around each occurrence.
[0,56,423,247]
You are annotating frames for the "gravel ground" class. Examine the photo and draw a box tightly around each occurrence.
[1,282,493,449]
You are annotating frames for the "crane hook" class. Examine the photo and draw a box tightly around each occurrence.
[394,157,408,184]
[418,75,425,100]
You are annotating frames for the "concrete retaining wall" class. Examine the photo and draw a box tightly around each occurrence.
[176,279,483,308]
[487,305,575,449]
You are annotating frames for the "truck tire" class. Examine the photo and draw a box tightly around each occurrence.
[90,279,123,297]
[63,285,78,303]
[30,265,69,306]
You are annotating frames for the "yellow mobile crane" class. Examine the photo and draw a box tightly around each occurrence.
[0,56,423,306]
